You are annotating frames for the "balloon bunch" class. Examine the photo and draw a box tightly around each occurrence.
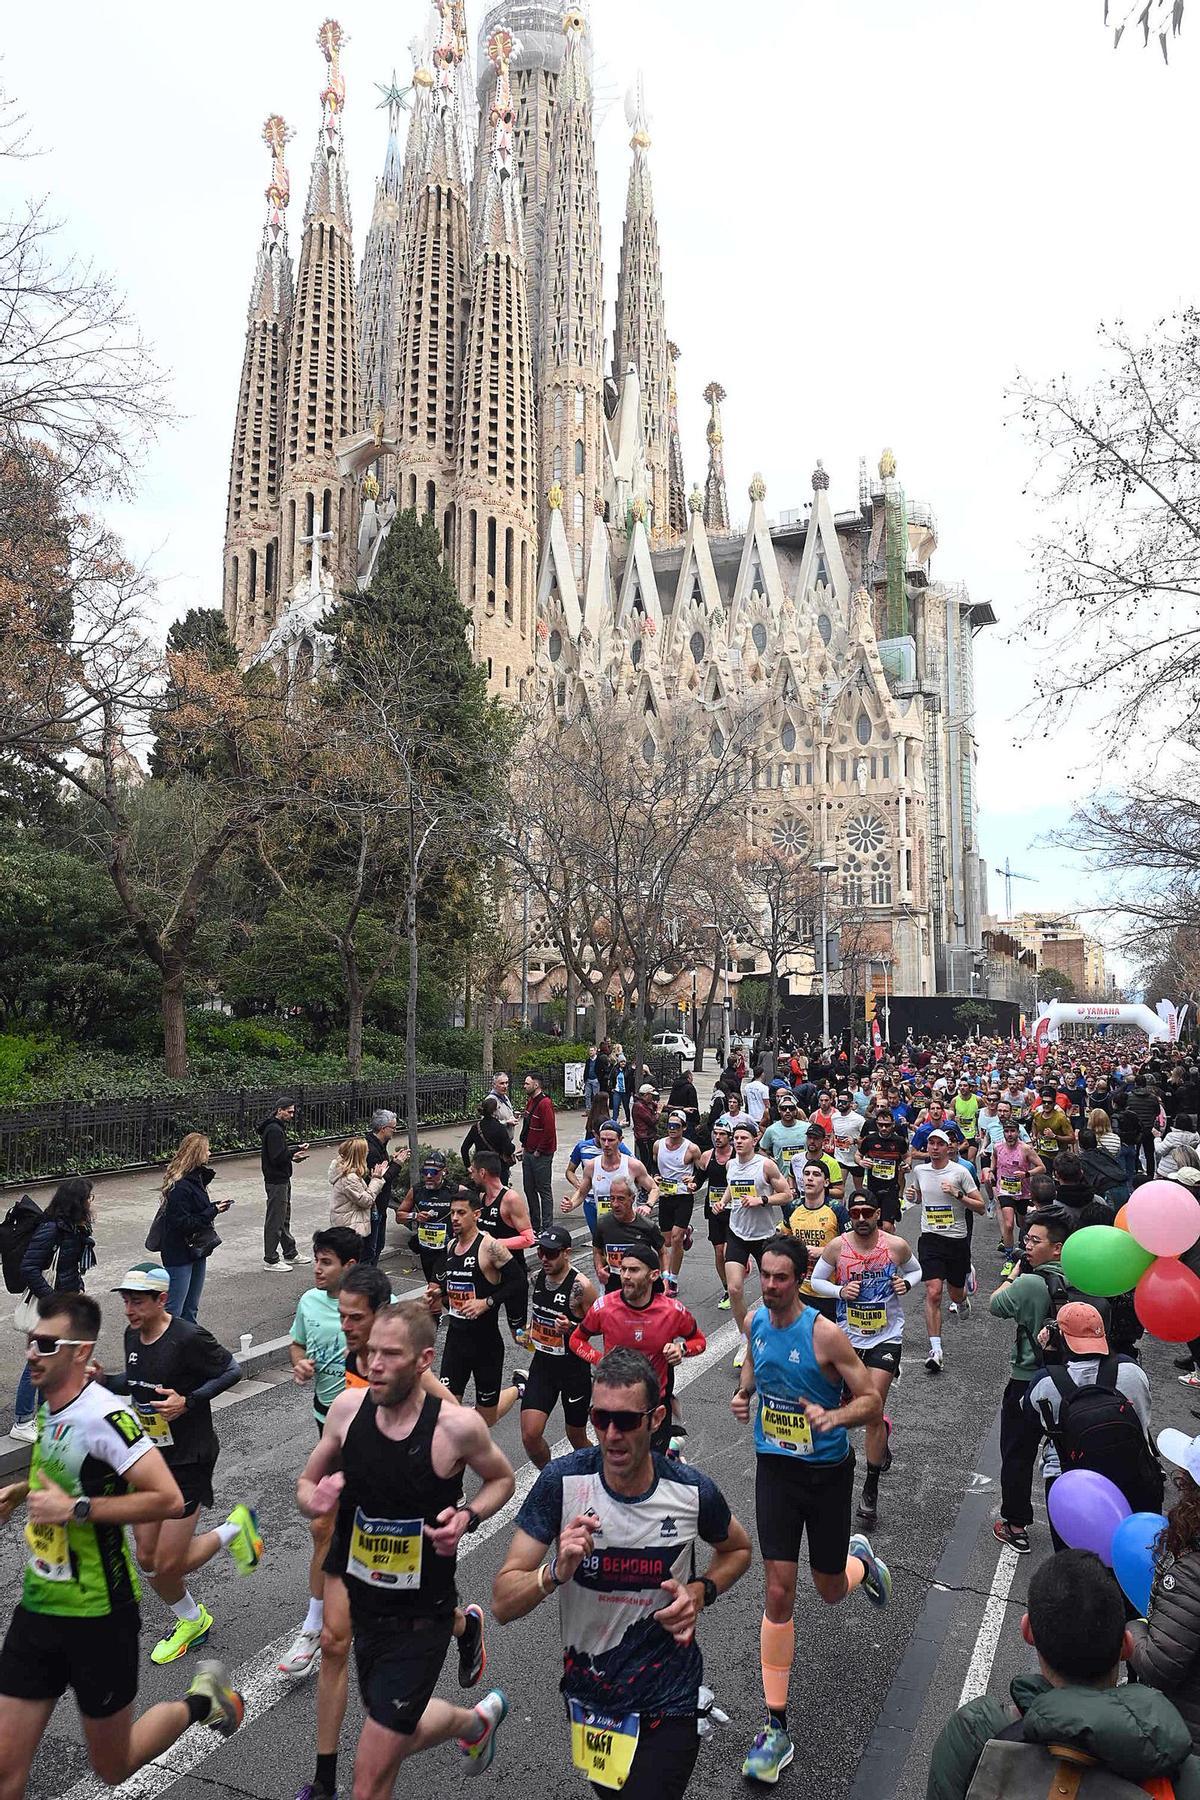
[1060,1181,1200,1342]
[1046,1476,1165,1613]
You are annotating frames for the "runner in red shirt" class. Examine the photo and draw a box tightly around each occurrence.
[569,1245,705,1451]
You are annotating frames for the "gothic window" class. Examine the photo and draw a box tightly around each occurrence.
[573,543,584,579]
[573,491,585,530]
[552,447,563,483]
[690,630,705,664]
[818,613,833,645]
[842,860,865,908]
[856,711,872,745]
[870,856,893,906]
[771,816,806,853]
[554,393,564,430]
[548,628,562,663]
[574,387,585,425]
[781,721,797,752]
[574,440,585,475]
[710,725,725,758]
[804,760,813,784]
[752,622,768,654]
[838,757,847,783]
[631,640,642,667]
[846,812,886,855]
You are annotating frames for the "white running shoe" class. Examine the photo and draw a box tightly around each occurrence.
[264,1259,294,1272]
[277,1628,322,1677]
[925,1347,943,1374]
[290,1253,312,1265]
[8,1420,36,1444]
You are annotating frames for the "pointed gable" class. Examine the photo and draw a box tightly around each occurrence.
[536,500,582,641]
[795,460,851,630]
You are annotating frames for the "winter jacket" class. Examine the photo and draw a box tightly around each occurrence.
[1159,1129,1200,1176]
[460,1114,516,1172]
[161,1167,221,1267]
[20,1217,96,1298]
[1128,1085,1162,1130]
[328,1159,386,1237]
[1079,1144,1131,1201]
[259,1116,296,1183]
[926,1670,1200,1800]
[1129,1548,1200,1753]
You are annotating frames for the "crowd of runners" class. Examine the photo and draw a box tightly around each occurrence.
[0,1026,1198,1799]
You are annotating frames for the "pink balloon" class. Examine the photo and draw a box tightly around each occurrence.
[1126,1181,1200,1257]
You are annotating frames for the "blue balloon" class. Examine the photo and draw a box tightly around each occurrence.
[1112,1511,1168,1617]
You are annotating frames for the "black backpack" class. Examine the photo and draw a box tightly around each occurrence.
[0,1194,42,1294]
[1037,1357,1164,1515]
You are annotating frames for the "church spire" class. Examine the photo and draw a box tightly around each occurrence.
[223,114,295,655]
[279,19,361,600]
[702,381,730,535]
[666,340,687,540]
[539,9,604,581]
[613,77,669,543]
[455,28,537,695]
[393,0,471,539]
[357,72,410,435]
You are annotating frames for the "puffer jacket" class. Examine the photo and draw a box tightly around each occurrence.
[20,1217,96,1298]
[927,1671,1200,1800]
[328,1159,386,1238]
[1129,1548,1200,1753]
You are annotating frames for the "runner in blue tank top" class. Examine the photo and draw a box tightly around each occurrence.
[731,1236,894,1786]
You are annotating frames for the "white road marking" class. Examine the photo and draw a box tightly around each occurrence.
[60,1318,742,1799]
[957,1543,1020,1706]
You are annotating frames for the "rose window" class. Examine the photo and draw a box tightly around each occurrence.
[846,812,885,855]
[771,816,806,853]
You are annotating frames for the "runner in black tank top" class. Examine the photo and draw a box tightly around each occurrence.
[435,1190,525,1426]
[397,1162,456,1285]
[701,1124,735,1309]
[518,1226,597,1468]
[469,1153,534,1341]
[298,1299,517,1780]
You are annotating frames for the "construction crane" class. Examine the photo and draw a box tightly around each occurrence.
[994,857,1037,918]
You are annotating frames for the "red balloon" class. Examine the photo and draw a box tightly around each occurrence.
[1135,1257,1200,1342]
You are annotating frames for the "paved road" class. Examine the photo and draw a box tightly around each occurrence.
[4,1134,1194,1799]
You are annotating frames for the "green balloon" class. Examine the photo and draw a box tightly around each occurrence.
[1061,1225,1155,1298]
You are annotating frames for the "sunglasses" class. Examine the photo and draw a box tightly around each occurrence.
[590,1406,655,1434]
[26,1334,92,1356]
[848,1207,879,1218]
[536,1245,566,1257]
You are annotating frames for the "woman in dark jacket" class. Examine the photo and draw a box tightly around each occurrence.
[460,1095,516,1176]
[160,1132,231,1325]
[11,1176,96,1439]
[1128,1439,1200,1750]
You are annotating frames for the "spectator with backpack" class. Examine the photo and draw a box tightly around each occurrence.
[926,1550,1200,1800]
[159,1132,233,1325]
[988,1206,1074,1554]
[10,1177,96,1443]
[1129,1428,1200,1752]
[1025,1300,1163,1548]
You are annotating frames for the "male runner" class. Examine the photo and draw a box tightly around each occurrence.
[982,1118,1045,1255]
[725,1122,792,1369]
[569,1247,705,1453]
[1031,1087,1075,1170]
[803,1121,845,1196]
[395,1152,456,1285]
[653,1111,705,1292]
[830,1090,868,1196]
[520,1226,598,1469]
[952,1076,980,1149]
[431,1191,525,1425]
[298,1301,514,1799]
[106,1265,259,1665]
[563,1122,657,1226]
[784,1161,850,1322]
[585,1177,665,1291]
[760,1094,809,1191]
[0,1293,242,1799]
[908,1099,965,1163]
[470,1151,536,1342]
[856,1107,909,1226]
[811,1198,922,1526]
[905,1130,984,1373]
[493,1347,752,1800]
[701,1118,735,1307]
[731,1238,891,1785]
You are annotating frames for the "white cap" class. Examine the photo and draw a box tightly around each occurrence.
[926,1129,951,1145]
[1159,1428,1200,1482]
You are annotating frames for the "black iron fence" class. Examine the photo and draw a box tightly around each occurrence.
[0,1054,683,1187]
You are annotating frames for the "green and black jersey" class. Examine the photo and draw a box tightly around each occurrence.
[23,1381,152,1618]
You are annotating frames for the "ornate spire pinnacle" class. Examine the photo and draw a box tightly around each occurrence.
[812,459,830,492]
[879,446,897,479]
[318,19,347,142]
[667,340,686,538]
[263,114,293,243]
[613,72,669,543]
[305,20,352,226]
[475,27,522,248]
[749,472,766,503]
[702,382,730,535]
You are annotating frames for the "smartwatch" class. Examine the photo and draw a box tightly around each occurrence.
[72,1497,92,1523]
[700,1576,718,1610]
[460,1505,481,1535]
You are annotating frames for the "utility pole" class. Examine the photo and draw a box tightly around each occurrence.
[814,859,836,1046]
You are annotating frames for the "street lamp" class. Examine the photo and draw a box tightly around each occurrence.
[701,920,736,1067]
[813,860,837,1047]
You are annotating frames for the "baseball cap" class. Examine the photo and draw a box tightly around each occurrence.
[1056,1301,1110,1355]
[536,1225,572,1252]
[667,1110,687,1126]
[926,1129,951,1144]
[619,1244,661,1271]
[113,1265,170,1295]
[638,1083,657,1095]
[1158,1428,1200,1483]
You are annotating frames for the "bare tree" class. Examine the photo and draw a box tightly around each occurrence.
[1048,769,1200,957]
[729,841,819,1048]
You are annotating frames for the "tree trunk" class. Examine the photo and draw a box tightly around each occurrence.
[564,962,577,1040]
[346,952,364,1079]
[405,819,420,1166]
[632,956,648,1090]
[482,989,496,1080]
[593,986,608,1045]
[162,969,188,1079]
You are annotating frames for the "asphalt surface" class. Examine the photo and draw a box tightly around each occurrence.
[3,1112,1195,1800]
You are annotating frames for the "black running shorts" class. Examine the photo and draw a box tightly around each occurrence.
[520,1350,592,1428]
[755,1450,855,1575]
[0,1603,141,1718]
[352,1610,455,1734]
[440,1325,505,1409]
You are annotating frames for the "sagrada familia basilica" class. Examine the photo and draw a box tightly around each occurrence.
[221,3,995,999]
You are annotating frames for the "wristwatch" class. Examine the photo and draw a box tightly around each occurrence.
[459,1505,481,1534]
[700,1576,718,1610]
[72,1497,92,1523]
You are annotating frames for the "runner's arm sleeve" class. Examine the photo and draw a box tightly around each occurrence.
[187,1355,243,1407]
[568,1323,602,1365]
[678,1306,706,1357]
[897,1254,923,1289]
[499,1225,537,1252]
[809,1257,840,1299]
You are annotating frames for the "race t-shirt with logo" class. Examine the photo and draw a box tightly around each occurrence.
[514,1446,732,1720]
[591,1214,664,1287]
[409,1180,454,1260]
[759,1120,808,1186]
[785,1199,850,1297]
[858,1124,909,1192]
[830,1110,866,1170]
[291,1288,348,1422]
[120,1316,232,1465]
[573,1291,701,1392]
[911,1163,976,1241]
[22,1381,152,1618]
[1033,1106,1073,1158]
[953,1093,981,1143]
[834,1238,905,1347]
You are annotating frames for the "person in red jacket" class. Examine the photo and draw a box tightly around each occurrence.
[570,1245,705,1451]
[520,1073,558,1236]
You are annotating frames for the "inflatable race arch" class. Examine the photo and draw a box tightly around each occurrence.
[1034,999,1183,1045]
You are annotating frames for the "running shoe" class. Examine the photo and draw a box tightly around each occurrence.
[225,1503,263,1575]
[8,1420,36,1444]
[186,1660,245,1738]
[683,1226,694,1251]
[151,1604,213,1665]
[742,1726,795,1784]
[992,1519,1032,1554]
[966,1266,978,1296]
[291,1253,312,1265]
[1179,1371,1200,1388]
[263,1259,294,1271]
[511,1368,528,1398]
[458,1688,509,1775]
[733,1341,747,1370]
[717,1292,731,1310]
[294,1787,337,1800]
[947,1300,959,1316]
[856,1487,878,1526]
[925,1347,943,1374]
[458,1603,487,1688]
[278,1627,322,1677]
[848,1533,892,1608]
[957,1296,972,1319]
[996,1242,1010,1257]
[1175,1355,1197,1372]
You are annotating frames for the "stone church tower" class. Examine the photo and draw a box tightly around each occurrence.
[613,81,670,545]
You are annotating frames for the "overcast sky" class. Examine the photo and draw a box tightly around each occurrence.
[3,1,1191,980]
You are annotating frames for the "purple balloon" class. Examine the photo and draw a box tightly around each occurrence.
[1047,1469,1132,1565]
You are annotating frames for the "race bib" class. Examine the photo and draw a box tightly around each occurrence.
[25,1517,72,1582]
[759,1395,814,1457]
[136,1405,174,1448]
[777,1148,796,1173]
[657,1178,685,1197]
[529,1310,565,1355]
[846,1303,887,1336]
[569,1700,640,1790]
[418,1220,449,1250]
[346,1508,423,1589]
[446,1277,475,1318]
[604,1244,634,1271]
[727,1178,757,1204]
[708,1193,727,1214]
[595,1197,612,1219]
[924,1206,955,1231]
[999,1176,1022,1196]
[868,1157,897,1177]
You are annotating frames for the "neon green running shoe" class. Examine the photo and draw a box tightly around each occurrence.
[225,1503,263,1575]
[186,1659,245,1737]
[150,1603,213,1665]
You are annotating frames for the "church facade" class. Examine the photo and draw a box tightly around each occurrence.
[221,3,993,998]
